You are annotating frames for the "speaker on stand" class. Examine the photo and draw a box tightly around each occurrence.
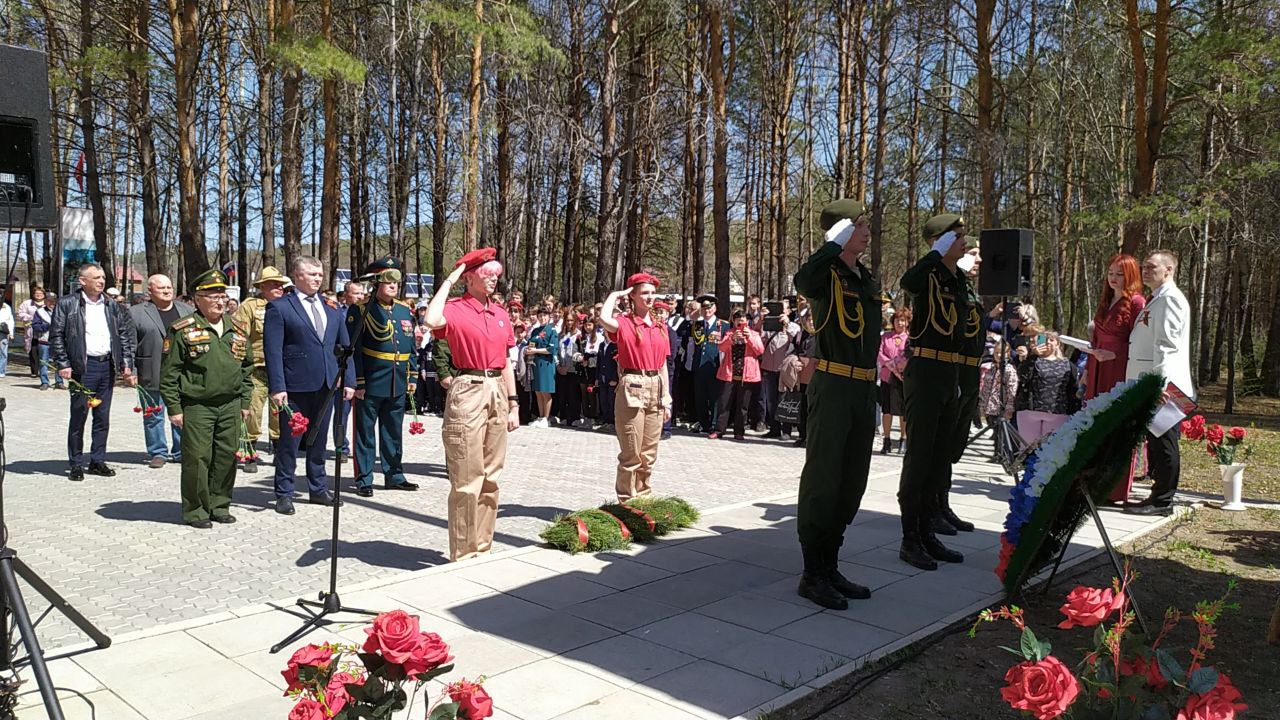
[977,228,1033,299]
[0,44,58,233]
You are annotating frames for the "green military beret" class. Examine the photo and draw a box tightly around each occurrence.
[364,256,403,284]
[819,199,866,231]
[922,213,964,239]
[189,268,229,296]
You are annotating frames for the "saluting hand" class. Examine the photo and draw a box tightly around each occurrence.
[446,264,467,285]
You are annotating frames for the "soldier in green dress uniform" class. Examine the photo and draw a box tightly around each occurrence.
[348,257,420,498]
[792,199,880,610]
[934,247,985,536]
[897,214,973,570]
[160,269,254,528]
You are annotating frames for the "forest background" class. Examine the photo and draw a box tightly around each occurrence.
[2,0,1279,403]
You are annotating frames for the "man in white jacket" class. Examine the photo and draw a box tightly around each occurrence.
[1124,249,1194,516]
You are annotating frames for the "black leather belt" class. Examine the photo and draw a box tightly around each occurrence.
[459,368,502,377]
[621,369,661,376]
[88,355,111,362]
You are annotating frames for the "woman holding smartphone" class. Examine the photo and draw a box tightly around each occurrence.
[711,311,764,440]
[1014,331,1081,443]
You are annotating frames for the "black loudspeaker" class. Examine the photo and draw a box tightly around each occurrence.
[0,44,57,229]
[978,228,1033,297]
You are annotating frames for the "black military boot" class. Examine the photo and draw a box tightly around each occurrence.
[898,512,938,571]
[929,513,959,536]
[918,514,965,564]
[879,437,891,455]
[939,493,975,532]
[826,544,871,599]
[797,545,848,610]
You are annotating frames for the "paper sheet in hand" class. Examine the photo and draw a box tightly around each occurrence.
[1058,335,1092,351]
[1148,383,1198,436]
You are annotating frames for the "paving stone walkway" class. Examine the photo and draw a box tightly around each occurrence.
[1,374,1175,719]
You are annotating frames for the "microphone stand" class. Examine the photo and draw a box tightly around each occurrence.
[271,300,378,653]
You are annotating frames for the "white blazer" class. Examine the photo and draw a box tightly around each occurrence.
[1126,281,1195,398]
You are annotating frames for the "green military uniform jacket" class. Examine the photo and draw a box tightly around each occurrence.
[793,241,880,373]
[231,296,269,369]
[347,299,419,398]
[957,280,986,388]
[900,250,975,360]
[433,336,455,380]
[159,312,254,413]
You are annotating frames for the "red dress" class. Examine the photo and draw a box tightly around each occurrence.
[1084,293,1146,501]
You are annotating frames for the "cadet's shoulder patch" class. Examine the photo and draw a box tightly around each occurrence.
[171,316,196,331]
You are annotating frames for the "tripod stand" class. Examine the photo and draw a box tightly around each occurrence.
[0,398,112,720]
[270,302,379,654]
[968,297,1026,476]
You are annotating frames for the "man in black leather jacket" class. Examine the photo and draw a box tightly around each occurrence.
[50,263,137,480]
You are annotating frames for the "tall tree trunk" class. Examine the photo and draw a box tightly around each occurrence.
[563,0,585,297]
[868,1,892,281]
[166,0,204,280]
[593,0,622,298]
[429,37,449,291]
[462,0,484,251]
[319,0,341,286]
[495,68,513,262]
[216,0,233,271]
[904,5,922,263]
[79,0,114,286]
[834,1,852,197]
[707,0,731,310]
[852,2,867,201]
[126,0,163,277]
[975,0,998,227]
[279,0,303,268]
[1121,0,1171,254]
[255,0,278,268]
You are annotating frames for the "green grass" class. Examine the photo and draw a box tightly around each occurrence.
[1180,424,1280,502]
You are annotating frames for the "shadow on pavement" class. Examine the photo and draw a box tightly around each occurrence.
[295,538,448,571]
[95,499,184,524]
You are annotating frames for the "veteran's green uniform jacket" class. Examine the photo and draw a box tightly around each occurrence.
[160,312,254,523]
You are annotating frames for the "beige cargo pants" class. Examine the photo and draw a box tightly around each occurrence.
[443,375,508,561]
[614,373,664,501]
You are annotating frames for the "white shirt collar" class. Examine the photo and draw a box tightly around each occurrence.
[81,291,105,305]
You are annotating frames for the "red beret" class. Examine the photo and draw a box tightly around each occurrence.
[626,272,660,289]
[653,301,672,311]
[455,247,497,271]
[508,300,524,310]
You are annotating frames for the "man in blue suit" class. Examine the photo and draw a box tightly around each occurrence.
[264,256,356,515]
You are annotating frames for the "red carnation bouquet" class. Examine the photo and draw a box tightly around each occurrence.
[134,387,165,418]
[234,420,260,464]
[273,401,311,437]
[1181,415,1253,466]
[281,610,493,719]
[972,571,1246,720]
[406,365,426,436]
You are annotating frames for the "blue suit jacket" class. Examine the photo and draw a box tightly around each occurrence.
[264,292,356,394]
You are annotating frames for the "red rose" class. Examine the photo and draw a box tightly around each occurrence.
[1206,424,1225,445]
[324,671,363,715]
[1228,427,1245,441]
[448,678,495,719]
[287,698,327,720]
[1177,672,1247,720]
[1183,415,1207,441]
[403,632,453,679]
[362,610,424,665]
[1118,654,1168,690]
[281,644,333,691]
[1000,656,1080,720]
[1057,586,1125,629]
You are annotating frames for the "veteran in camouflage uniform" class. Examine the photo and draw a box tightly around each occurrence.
[160,269,254,528]
[348,257,420,497]
[791,199,881,611]
[231,266,291,470]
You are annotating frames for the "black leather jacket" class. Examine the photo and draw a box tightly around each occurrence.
[50,292,136,377]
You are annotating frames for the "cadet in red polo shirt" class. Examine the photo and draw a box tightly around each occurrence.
[599,273,672,501]
[424,248,520,561]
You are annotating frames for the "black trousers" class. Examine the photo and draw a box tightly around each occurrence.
[555,372,582,424]
[716,380,758,437]
[1146,424,1182,505]
[693,364,720,431]
[68,355,115,467]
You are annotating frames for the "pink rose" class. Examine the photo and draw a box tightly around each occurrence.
[1057,586,1125,629]
[324,671,363,715]
[1228,427,1245,441]
[1000,656,1080,720]
[402,632,453,679]
[362,610,423,665]
[1206,424,1225,446]
[448,678,495,719]
[1177,672,1248,720]
[281,644,334,691]
[287,698,327,720]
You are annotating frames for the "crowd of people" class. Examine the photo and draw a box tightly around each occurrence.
[4,200,1192,610]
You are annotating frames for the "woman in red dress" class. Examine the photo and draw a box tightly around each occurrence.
[1083,253,1146,502]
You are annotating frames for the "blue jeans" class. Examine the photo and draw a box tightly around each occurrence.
[0,336,8,375]
[142,394,182,460]
[68,356,115,466]
[36,344,61,387]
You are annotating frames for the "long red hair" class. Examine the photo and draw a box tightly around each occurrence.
[1094,254,1143,323]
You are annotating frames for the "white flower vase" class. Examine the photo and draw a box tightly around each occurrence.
[1219,464,1247,511]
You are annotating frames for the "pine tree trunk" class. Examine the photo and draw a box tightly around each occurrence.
[167,0,204,280]
[256,0,278,269]
[318,0,341,287]
[127,0,164,277]
[462,0,484,251]
[707,0,731,310]
[430,37,448,291]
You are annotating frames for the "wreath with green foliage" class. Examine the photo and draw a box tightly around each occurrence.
[997,374,1163,594]
[540,496,700,553]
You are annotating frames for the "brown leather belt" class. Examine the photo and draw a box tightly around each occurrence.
[621,369,661,376]
[459,368,503,377]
